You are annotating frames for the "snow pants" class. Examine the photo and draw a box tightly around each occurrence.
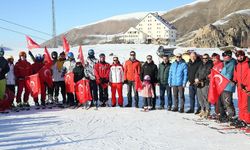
[111,83,123,106]
[237,87,250,123]
[0,79,6,100]
[16,79,30,103]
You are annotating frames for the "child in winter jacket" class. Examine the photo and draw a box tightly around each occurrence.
[6,56,15,105]
[141,75,155,111]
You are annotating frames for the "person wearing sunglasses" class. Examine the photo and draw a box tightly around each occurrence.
[194,54,213,118]
[233,50,250,128]
[168,53,188,113]
[124,51,141,108]
[140,55,158,110]
[109,57,124,107]
[219,50,237,123]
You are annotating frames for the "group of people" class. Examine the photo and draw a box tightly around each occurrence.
[0,47,250,128]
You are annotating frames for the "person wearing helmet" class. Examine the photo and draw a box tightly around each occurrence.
[94,53,110,107]
[0,48,10,100]
[63,52,76,107]
[233,50,250,127]
[84,49,98,108]
[29,53,45,108]
[14,51,32,110]
[6,56,15,107]
[50,51,66,106]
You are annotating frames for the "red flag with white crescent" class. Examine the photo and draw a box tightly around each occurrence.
[62,35,70,53]
[208,68,230,104]
[39,66,53,87]
[26,73,41,97]
[64,72,75,93]
[26,35,41,50]
[75,79,92,104]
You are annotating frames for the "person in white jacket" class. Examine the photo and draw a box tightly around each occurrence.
[6,56,15,104]
[109,56,124,107]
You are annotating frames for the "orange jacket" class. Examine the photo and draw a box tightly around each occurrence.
[124,59,141,81]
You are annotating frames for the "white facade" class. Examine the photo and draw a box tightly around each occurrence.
[124,13,177,45]
[123,27,147,44]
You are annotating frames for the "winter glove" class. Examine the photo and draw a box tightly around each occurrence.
[123,80,128,84]
[100,78,106,84]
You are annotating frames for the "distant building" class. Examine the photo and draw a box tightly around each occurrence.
[123,13,177,45]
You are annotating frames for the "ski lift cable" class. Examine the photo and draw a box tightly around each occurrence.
[0,26,47,41]
[0,18,52,37]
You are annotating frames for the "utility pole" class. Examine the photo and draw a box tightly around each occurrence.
[52,0,57,48]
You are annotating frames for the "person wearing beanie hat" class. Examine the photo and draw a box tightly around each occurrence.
[94,53,110,107]
[0,48,10,100]
[124,51,141,108]
[219,50,237,122]
[233,50,250,127]
[85,49,98,108]
[141,75,155,111]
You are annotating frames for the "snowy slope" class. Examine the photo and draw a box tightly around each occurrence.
[1,44,250,150]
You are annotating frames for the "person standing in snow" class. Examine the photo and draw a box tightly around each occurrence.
[73,58,86,107]
[195,54,213,118]
[14,51,32,109]
[6,55,15,105]
[186,52,201,114]
[94,53,110,107]
[63,52,76,107]
[219,50,237,122]
[124,51,141,108]
[210,53,225,120]
[233,50,250,127]
[140,55,158,110]
[28,51,45,107]
[0,48,10,100]
[51,51,66,105]
[158,55,172,110]
[109,56,124,107]
[84,49,98,108]
[168,53,188,113]
[141,75,155,111]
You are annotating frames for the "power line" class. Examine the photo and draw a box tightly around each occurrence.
[0,26,47,41]
[0,18,52,37]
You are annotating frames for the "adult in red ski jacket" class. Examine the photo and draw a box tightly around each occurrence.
[14,51,32,108]
[124,51,141,108]
[94,53,110,107]
[109,57,124,107]
[233,50,250,126]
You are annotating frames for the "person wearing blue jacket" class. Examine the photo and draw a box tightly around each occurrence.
[220,50,236,122]
[168,53,188,113]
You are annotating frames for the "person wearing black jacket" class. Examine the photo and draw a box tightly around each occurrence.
[186,52,202,114]
[195,54,213,118]
[140,55,158,110]
[0,48,10,100]
[158,55,172,110]
[73,61,85,106]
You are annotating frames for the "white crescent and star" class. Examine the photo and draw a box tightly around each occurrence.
[213,74,223,85]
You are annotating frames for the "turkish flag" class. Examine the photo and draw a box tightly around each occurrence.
[64,72,75,93]
[78,45,84,65]
[62,35,70,53]
[39,66,53,87]
[208,68,230,104]
[26,73,41,98]
[44,47,52,67]
[75,79,92,104]
[26,35,41,50]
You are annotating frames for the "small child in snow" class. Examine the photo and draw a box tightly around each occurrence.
[141,75,155,111]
